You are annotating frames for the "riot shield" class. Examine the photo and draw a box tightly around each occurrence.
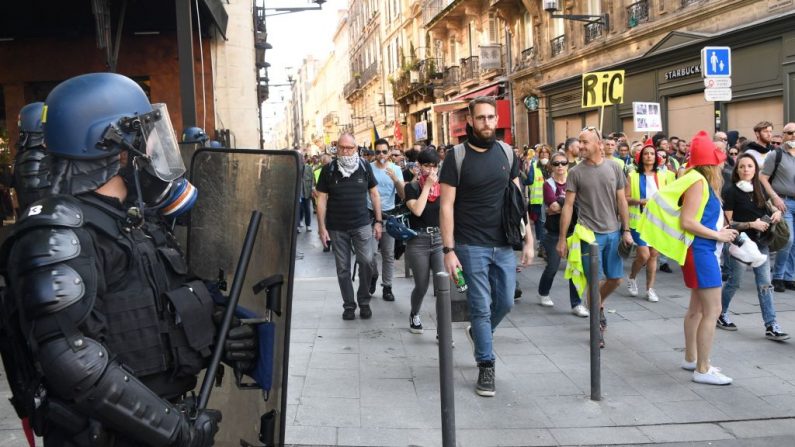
[186,148,300,447]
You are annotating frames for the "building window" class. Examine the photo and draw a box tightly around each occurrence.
[488,13,498,44]
[627,0,650,27]
[523,11,534,50]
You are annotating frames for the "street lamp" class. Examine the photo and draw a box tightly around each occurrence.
[543,0,609,28]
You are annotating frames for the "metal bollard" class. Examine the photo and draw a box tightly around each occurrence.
[587,242,602,401]
[434,271,456,447]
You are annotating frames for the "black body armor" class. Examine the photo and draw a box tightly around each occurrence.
[13,146,51,210]
[0,194,217,446]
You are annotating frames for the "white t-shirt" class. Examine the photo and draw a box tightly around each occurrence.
[644,173,658,198]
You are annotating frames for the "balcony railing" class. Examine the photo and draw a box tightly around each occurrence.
[443,66,460,87]
[627,0,650,27]
[514,47,536,71]
[550,35,566,57]
[343,78,360,98]
[584,21,604,44]
[423,0,452,26]
[362,61,379,85]
[681,0,702,6]
[460,56,479,82]
[254,6,265,32]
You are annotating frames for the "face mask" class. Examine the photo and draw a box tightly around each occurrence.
[337,153,360,178]
[786,141,795,149]
[736,180,753,193]
[539,158,549,166]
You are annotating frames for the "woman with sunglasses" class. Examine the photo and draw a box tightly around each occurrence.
[536,151,589,317]
[403,148,444,334]
[626,141,669,302]
[719,153,789,341]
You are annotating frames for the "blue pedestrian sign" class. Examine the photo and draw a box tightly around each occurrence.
[701,46,731,78]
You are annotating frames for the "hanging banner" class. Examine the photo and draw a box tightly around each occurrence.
[479,45,502,70]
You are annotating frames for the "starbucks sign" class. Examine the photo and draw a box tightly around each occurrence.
[523,95,539,111]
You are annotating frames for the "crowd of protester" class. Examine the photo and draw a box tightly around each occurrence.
[301,106,794,394]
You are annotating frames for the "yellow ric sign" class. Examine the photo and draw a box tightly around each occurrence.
[582,70,625,108]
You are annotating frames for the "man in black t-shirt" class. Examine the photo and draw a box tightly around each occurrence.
[439,97,534,397]
[317,133,383,320]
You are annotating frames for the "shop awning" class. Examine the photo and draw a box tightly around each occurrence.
[431,100,469,114]
[455,83,500,100]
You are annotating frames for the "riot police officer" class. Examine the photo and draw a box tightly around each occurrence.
[13,102,50,209]
[0,73,253,446]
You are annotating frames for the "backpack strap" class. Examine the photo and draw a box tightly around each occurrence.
[454,141,514,184]
[769,148,784,183]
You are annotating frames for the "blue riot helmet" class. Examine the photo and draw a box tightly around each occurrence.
[14,102,51,208]
[17,102,45,149]
[43,73,196,216]
[208,140,222,148]
[182,126,209,144]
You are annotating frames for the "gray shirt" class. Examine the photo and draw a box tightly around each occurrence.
[566,159,625,233]
[762,149,795,197]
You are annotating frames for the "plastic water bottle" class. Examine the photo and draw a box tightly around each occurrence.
[454,267,468,293]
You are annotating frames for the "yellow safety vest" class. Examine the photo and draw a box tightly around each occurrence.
[529,164,544,205]
[564,224,596,299]
[628,171,669,229]
[637,170,709,265]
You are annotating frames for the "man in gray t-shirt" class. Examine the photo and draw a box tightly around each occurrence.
[761,121,795,289]
[557,127,632,349]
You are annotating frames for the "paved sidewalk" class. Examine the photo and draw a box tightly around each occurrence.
[288,225,795,446]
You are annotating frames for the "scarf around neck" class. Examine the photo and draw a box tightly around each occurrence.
[465,123,496,149]
[337,154,360,178]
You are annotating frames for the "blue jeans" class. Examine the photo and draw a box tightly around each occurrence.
[722,244,777,326]
[538,232,581,308]
[581,230,624,281]
[772,197,795,281]
[456,244,516,363]
[298,197,312,227]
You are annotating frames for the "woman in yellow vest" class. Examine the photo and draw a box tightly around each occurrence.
[641,131,739,385]
[625,141,666,302]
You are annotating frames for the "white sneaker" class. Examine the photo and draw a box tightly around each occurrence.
[693,366,732,385]
[627,277,638,297]
[646,288,659,302]
[571,304,590,318]
[537,294,554,307]
[681,359,719,372]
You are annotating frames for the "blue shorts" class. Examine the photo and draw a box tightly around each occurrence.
[630,229,648,247]
[581,230,624,281]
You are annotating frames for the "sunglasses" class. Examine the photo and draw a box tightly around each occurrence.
[772,141,782,145]
[582,126,602,139]
[784,131,795,136]
[375,150,389,154]
[551,161,568,167]
[729,151,739,156]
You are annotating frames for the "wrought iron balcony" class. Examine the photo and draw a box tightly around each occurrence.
[627,0,649,27]
[254,6,266,33]
[514,47,536,71]
[550,35,566,57]
[460,56,479,83]
[681,0,702,6]
[423,0,451,26]
[443,66,460,87]
[343,78,360,98]
[362,61,379,85]
[584,20,604,44]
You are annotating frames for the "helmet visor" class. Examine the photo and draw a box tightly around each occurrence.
[142,103,185,182]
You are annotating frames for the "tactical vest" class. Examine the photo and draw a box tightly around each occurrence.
[637,170,709,265]
[628,171,669,229]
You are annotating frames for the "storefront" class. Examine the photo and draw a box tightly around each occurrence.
[432,81,513,145]
[540,14,795,145]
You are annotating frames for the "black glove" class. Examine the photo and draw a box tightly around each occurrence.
[177,409,222,447]
[213,308,258,373]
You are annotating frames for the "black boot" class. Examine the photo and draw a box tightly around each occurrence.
[382,286,395,301]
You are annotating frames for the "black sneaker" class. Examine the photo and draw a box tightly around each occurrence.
[476,361,495,397]
[716,313,738,331]
[660,263,673,273]
[369,273,379,295]
[409,313,423,334]
[773,279,786,293]
[785,281,795,291]
[342,308,356,320]
[766,323,790,341]
[359,305,372,319]
[514,287,523,302]
[382,286,395,301]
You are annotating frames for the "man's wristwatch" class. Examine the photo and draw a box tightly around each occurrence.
[443,247,455,254]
